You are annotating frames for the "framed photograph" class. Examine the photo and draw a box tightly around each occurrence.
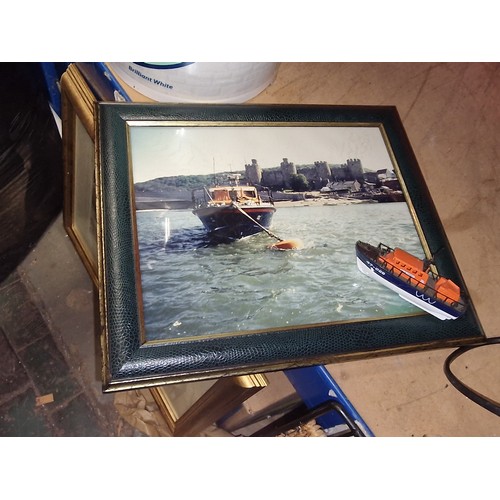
[61,64,99,286]
[96,102,485,392]
[150,373,267,436]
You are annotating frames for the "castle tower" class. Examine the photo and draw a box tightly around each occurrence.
[280,158,297,188]
[314,160,331,186]
[245,158,262,185]
[346,158,364,181]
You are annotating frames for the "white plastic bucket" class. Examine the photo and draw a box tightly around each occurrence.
[108,62,279,103]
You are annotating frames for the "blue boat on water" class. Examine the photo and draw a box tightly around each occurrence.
[192,180,276,242]
[355,240,467,320]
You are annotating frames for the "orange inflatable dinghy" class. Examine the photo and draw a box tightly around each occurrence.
[269,239,304,251]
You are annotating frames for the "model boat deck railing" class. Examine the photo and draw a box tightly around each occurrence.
[374,243,467,311]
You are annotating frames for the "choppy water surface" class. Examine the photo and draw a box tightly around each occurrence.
[136,202,424,341]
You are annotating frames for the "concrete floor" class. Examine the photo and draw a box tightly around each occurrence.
[1,62,499,438]
[0,215,142,436]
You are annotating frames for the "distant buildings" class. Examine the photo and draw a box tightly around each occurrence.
[244,157,399,196]
[321,180,362,196]
[134,155,403,209]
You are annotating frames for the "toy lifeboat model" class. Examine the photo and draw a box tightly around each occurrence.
[355,241,467,320]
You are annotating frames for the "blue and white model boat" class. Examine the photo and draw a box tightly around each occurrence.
[355,240,467,320]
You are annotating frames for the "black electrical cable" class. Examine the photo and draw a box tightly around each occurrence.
[443,337,500,417]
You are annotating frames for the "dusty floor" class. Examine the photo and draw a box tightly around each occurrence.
[0,216,142,436]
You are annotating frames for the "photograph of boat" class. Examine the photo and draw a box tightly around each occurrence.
[191,175,276,241]
[355,240,467,320]
[128,123,441,342]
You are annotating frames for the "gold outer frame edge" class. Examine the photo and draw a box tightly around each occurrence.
[150,374,268,436]
[61,65,99,287]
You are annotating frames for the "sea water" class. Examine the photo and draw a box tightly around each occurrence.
[136,202,425,342]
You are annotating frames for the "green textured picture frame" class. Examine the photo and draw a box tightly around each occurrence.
[95,102,484,392]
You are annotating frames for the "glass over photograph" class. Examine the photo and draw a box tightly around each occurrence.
[129,124,429,343]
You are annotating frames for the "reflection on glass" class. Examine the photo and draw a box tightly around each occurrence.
[129,125,425,342]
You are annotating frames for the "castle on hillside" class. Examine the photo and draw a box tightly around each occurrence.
[244,157,367,190]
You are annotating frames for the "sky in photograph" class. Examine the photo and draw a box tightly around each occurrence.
[129,124,395,183]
